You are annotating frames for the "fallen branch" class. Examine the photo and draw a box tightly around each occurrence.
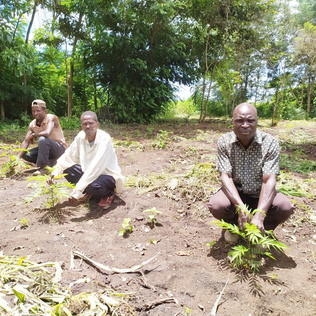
[143,297,176,310]
[70,250,160,273]
[138,270,157,291]
[207,274,230,316]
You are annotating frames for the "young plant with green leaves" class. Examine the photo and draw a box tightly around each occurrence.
[119,218,133,237]
[143,207,162,227]
[213,212,289,273]
[25,167,75,209]
[0,149,30,178]
[206,241,217,253]
[20,218,28,228]
[152,130,172,149]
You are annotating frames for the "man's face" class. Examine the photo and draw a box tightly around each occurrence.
[232,106,257,147]
[81,114,99,139]
[32,106,46,121]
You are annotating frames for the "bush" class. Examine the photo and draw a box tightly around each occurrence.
[59,116,81,130]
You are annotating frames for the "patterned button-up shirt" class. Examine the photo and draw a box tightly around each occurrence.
[216,130,279,198]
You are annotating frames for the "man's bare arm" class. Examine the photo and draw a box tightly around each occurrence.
[32,115,57,138]
[18,127,34,157]
[251,173,277,233]
[220,171,248,230]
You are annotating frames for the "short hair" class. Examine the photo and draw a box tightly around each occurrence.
[81,111,98,122]
[31,99,46,110]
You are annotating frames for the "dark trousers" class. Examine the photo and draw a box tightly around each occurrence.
[22,136,65,168]
[208,189,294,231]
[64,164,116,199]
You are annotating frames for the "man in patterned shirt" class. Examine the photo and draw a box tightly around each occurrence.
[208,102,293,242]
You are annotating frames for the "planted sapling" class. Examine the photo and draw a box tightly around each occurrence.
[0,148,30,178]
[212,208,289,273]
[206,241,217,253]
[143,207,162,227]
[25,167,75,209]
[20,218,29,228]
[119,218,133,237]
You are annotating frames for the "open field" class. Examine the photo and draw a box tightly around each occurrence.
[0,119,316,315]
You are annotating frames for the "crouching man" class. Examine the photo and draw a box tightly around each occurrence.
[48,111,124,207]
[208,103,293,243]
[18,99,67,175]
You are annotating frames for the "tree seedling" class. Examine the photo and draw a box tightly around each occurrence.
[152,130,172,149]
[212,208,289,273]
[206,240,217,253]
[0,149,30,178]
[119,218,133,237]
[143,207,162,227]
[20,218,28,228]
[185,306,192,315]
[25,167,75,209]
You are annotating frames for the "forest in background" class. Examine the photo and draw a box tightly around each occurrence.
[1,0,316,124]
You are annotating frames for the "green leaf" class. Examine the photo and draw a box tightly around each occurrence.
[12,289,25,303]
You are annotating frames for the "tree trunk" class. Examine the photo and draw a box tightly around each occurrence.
[272,81,285,126]
[199,76,207,122]
[93,67,98,111]
[0,100,5,120]
[23,2,38,112]
[25,3,37,45]
[307,75,314,116]
[199,20,213,123]
[67,11,84,117]
[202,82,212,122]
[300,77,305,107]
[202,63,217,122]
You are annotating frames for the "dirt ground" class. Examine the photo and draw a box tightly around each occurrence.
[0,119,316,316]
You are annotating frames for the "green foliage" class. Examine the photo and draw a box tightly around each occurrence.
[25,168,75,209]
[212,219,289,273]
[152,130,172,149]
[19,218,28,228]
[185,306,192,315]
[119,218,133,237]
[163,98,198,120]
[280,153,316,174]
[59,116,81,130]
[143,207,162,226]
[277,170,316,198]
[0,151,29,178]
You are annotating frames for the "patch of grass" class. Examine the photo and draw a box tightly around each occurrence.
[278,127,314,145]
[280,154,316,174]
[152,130,173,149]
[277,171,316,198]
[113,139,144,150]
[125,162,220,204]
[0,148,30,178]
[193,129,217,143]
[125,173,168,194]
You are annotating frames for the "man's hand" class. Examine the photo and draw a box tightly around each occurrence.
[46,175,55,186]
[238,211,249,231]
[251,212,265,235]
[68,196,79,206]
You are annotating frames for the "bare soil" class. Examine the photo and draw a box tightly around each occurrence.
[0,119,316,316]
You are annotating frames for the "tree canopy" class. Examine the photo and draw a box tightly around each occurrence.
[1,0,316,123]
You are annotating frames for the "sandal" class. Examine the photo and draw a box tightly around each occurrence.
[98,194,115,208]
